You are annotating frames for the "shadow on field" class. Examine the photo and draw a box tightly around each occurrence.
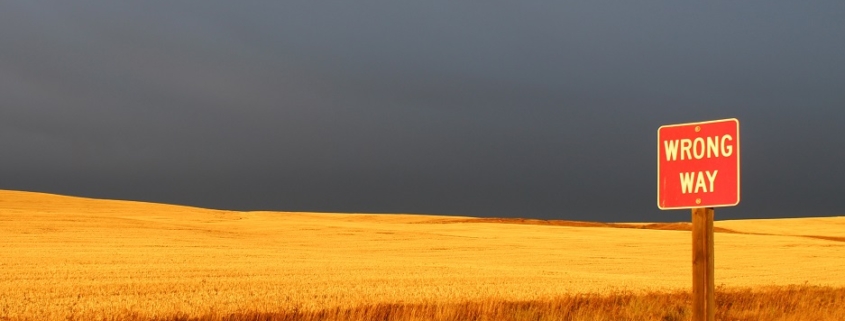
[446,217,740,233]
[437,218,845,244]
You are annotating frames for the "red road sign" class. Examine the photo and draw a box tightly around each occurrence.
[658,119,740,210]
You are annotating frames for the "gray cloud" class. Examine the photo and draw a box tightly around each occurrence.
[1,1,844,221]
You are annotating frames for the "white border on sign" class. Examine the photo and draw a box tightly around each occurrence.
[657,118,740,210]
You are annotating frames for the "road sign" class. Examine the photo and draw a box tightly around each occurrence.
[657,118,740,210]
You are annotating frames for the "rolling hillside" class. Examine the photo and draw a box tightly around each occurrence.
[1,189,842,320]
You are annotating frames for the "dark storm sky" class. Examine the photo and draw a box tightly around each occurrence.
[1,2,843,221]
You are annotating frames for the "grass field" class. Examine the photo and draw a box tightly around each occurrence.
[1,189,843,320]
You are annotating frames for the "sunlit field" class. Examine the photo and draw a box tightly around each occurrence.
[2,190,844,320]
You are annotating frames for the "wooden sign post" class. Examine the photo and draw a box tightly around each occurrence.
[658,119,739,321]
[692,207,715,321]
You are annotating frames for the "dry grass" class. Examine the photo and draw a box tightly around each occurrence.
[1,190,844,321]
[23,286,845,321]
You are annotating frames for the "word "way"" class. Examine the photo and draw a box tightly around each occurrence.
[680,170,718,194]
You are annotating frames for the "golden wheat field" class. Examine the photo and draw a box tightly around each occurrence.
[1,189,844,320]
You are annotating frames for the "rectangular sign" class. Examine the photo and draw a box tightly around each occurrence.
[658,118,740,210]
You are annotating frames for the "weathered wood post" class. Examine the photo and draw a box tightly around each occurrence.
[692,207,715,321]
